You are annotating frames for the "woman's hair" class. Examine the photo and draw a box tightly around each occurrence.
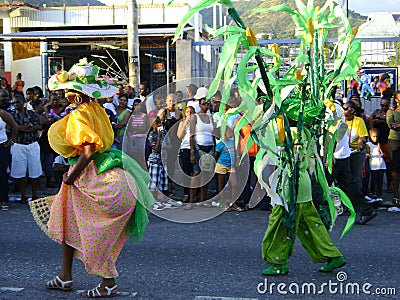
[49,92,59,99]
[186,105,195,115]
[33,86,44,98]
[393,91,400,109]
[118,93,129,100]
[346,100,357,111]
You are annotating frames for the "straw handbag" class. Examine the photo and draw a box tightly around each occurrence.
[29,195,56,234]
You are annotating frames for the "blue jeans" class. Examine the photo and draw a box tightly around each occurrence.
[41,152,54,177]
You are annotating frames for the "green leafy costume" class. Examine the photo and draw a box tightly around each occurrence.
[172,0,359,273]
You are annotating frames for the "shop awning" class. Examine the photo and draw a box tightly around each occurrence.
[0,28,179,41]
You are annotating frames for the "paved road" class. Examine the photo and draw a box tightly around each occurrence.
[1,186,399,300]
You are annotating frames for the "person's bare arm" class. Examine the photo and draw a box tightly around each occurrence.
[117,110,132,128]
[177,117,190,139]
[189,115,197,164]
[0,110,18,144]
[63,143,95,185]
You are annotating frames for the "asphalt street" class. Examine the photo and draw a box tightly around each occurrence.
[0,188,399,300]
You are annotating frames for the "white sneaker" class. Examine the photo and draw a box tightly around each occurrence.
[8,196,18,202]
[365,196,374,202]
[166,199,182,207]
[388,207,400,212]
[153,202,165,211]
[163,203,173,209]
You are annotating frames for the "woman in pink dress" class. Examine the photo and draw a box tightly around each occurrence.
[42,59,154,298]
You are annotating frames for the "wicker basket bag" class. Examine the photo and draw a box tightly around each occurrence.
[29,195,56,234]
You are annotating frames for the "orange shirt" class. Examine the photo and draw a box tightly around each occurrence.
[234,117,260,157]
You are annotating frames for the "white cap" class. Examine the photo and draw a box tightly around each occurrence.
[193,87,208,100]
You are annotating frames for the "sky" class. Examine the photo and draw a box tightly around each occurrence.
[341,0,399,15]
[99,1,399,16]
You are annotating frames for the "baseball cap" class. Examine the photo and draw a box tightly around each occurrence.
[193,87,208,100]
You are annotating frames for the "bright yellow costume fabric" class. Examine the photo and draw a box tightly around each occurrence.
[48,102,114,157]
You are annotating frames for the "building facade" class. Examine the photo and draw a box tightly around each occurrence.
[0,1,214,94]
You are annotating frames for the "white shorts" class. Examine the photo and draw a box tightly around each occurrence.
[11,142,42,179]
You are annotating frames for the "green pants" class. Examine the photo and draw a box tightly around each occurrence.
[262,201,342,266]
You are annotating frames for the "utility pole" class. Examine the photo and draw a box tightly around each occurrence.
[127,0,140,94]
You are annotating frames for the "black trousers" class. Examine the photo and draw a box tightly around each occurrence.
[178,149,193,196]
[0,144,11,203]
[330,157,373,216]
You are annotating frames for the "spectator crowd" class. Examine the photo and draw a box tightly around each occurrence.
[1,71,399,219]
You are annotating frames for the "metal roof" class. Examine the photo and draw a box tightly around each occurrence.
[0,28,179,41]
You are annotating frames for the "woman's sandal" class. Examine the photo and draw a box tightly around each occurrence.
[83,284,118,298]
[45,275,73,291]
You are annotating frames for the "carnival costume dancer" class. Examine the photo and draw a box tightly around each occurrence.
[42,59,154,298]
[261,128,345,275]
[171,0,357,277]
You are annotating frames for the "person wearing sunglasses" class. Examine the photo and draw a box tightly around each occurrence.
[343,101,368,189]
[329,101,377,225]
[187,87,216,209]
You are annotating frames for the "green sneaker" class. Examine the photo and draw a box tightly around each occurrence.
[320,256,346,272]
[262,264,288,276]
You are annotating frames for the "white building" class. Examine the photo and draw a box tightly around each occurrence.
[356,12,400,66]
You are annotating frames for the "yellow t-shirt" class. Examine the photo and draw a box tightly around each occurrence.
[346,115,368,150]
[48,102,114,157]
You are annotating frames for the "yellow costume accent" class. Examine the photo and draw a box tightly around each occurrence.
[48,102,113,157]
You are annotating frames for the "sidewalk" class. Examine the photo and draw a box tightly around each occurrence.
[8,176,60,203]
[7,174,399,212]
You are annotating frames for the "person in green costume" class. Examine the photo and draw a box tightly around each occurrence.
[261,128,345,275]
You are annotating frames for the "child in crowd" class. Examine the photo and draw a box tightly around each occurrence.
[214,126,242,211]
[366,128,387,202]
[147,116,177,210]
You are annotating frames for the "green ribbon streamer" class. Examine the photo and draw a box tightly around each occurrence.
[314,157,355,239]
[330,186,356,239]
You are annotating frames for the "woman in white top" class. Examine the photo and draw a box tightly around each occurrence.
[177,106,195,201]
[188,98,216,207]
[0,107,18,210]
